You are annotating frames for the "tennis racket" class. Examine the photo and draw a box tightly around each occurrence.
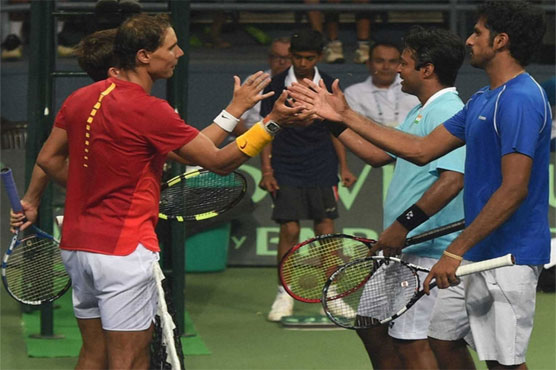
[150,262,185,370]
[0,167,70,305]
[279,219,465,303]
[158,169,247,222]
[322,253,514,329]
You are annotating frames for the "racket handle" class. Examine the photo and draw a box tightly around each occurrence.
[455,254,515,276]
[405,219,465,246]
[1,168,23,213]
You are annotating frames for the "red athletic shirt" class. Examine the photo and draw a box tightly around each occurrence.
[55,78,199,255]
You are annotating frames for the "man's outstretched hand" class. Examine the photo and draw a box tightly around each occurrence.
[288,79,349,123]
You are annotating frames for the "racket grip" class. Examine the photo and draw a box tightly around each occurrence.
[1,168,23,213]
[405,219,465,246]
[455,254,514,276]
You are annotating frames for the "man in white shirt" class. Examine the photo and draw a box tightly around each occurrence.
[344,41,419,127]
[235,37,291,133]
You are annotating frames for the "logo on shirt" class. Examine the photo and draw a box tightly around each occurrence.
[412,114,422,124]
[478,115,487,120]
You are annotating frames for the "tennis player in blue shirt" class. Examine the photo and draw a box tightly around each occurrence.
[288,1,550,368]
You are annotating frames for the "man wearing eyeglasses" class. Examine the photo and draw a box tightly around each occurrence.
[235,37,292,134]
[259,29,357,322]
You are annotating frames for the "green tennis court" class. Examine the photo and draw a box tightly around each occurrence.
[1,267,554,369]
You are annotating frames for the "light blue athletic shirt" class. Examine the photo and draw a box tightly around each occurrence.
[443,73,551,265]
[384,88,465,259]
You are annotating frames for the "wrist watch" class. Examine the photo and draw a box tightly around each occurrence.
[262,116,281,135]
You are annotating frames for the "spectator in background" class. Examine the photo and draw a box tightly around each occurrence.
[344,41,418,127]
[1,0,28,60]
[259,29,357,321]
[234,37,292,135]
[304,0,372,64]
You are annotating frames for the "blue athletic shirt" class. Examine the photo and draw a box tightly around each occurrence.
[443,73,551,265]
[385,88,466,259]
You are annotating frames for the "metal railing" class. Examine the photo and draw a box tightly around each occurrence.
[1,1,553,36]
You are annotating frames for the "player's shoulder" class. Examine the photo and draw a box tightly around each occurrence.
[422,92,463,124]
[502,74,546,103]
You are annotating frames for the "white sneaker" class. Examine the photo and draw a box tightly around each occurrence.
[354,42,370,64]
[324,40,345,64]
[268,291,294,321]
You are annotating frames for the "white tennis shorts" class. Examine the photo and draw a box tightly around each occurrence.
[61,244,159,331]
[388,254,439,340]
[428,262,542,365]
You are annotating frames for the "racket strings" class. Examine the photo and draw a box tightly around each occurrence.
[324,260,418,328]
[280,237,371,301]
[4,236,68,302]
[159,172,244,217]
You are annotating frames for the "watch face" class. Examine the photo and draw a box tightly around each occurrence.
[266,121,281,134]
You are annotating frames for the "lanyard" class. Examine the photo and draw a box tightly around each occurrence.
[372,87,400,125]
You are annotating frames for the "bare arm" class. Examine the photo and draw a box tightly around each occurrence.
[174,90,310,174]
[289,79,465,165]
[373,169,464,257]
[170,72,274,165]
[258,143,279,194]
[423,153,532,292]
[9,164,51,232]
[330,134,357,187]
[336,128,394,167]
[36,127,69,187]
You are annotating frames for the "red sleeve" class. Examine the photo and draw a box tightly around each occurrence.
[54,101,68,130]
[142,99,200,154]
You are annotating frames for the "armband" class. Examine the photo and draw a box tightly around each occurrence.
[213,109,240,132]
[324,121,348,137]
[396,204,429,231]
[235,121,273,157]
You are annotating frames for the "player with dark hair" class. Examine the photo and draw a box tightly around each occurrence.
[260,28,356,321]
[289,1,550,368]
[28,13,307,369]
[74,28,119,82]
[11,24,258,232]
[328,26,467,369]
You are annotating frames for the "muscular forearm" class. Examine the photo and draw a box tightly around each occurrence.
[337,129,393,167]
[414,170,464,217]
[342,108,460,165]
[22,164,51,206]
[445,153,531,257]
[37,159,67,187]
[446,183,527,257]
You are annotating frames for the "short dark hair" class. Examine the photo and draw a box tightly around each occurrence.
[114,13,172,70]
[75,28,118,82]
[477,0,546,66]
[368,41,401,59]
[290,29,325,54]
[403,26,465,87]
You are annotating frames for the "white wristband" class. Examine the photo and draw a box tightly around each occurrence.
[213,109,240,132]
